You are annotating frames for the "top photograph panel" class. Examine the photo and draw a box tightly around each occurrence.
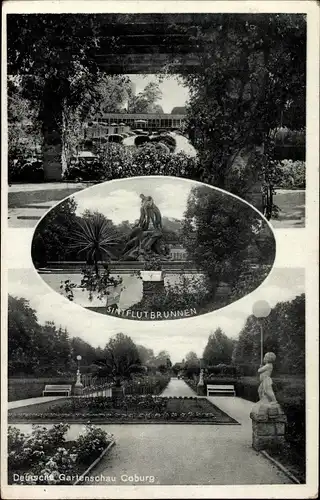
[7,13,305,229]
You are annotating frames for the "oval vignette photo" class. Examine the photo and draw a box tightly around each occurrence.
[31,176,276,321]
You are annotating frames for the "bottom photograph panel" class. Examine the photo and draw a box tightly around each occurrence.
[6,266,305,486]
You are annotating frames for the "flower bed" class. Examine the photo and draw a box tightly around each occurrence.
[8,395,239,425]
[8,423,114,485]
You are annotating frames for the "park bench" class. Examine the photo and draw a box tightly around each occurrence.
[42,384,72,397]
[207,384,235,397]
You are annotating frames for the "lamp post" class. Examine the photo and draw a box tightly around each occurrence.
[252,300,271,365]
[74,355,83,396]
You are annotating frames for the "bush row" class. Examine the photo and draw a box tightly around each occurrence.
[8,423,113,485]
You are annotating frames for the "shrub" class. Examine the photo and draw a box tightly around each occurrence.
[63,143,199,182]
[272,159,306,188]
[73,424,113,464]
[9,157,44,183]
[8,423,113,485]
[8,423,69,471]
[207,364,239,377]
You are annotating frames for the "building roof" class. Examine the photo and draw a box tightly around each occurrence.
[171,106,187,115]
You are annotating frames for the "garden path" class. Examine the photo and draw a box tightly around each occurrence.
[8,396,68,409]
[12,387,292,485]
[159,377,198,397]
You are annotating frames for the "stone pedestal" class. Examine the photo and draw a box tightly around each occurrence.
[250,402,287,451]
[112,385,125,407]
[141,271,165,299]
[197,383,206,396]
[74,370,83,396]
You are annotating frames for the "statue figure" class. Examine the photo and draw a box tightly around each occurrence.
[121,194,168,261]
[250,351,287,450]
[198,369,204,386]
[138,194,162,231]
[257,352,277,404]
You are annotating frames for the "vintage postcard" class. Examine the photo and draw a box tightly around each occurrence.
[1,1,319,499]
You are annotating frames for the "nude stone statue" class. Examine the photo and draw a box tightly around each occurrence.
[121,194,168,261]
[138,194,162,231]
[257,352,277,404]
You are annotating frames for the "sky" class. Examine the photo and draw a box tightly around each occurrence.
[127,74,190,113]
[7,222,305,363]
[7,266,305,363]
[74,177,192,223]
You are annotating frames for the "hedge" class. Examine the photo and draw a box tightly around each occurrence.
[8,377,75,402]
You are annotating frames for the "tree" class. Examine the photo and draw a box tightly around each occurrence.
[7,15,133,179]
[8,296,74,376]
[172,14,306,210]
[136,345,155,366]
[7,76,41,161]
[203,328,234,366]
[8,296,41,375]
[128,82,163,113]
[32,197,78,267]
[68,213,120,276]
[233,294,305,375]
[183,351,200,378]
[154,350,172,369]
[94,333,143,382]
[181,185,275,297]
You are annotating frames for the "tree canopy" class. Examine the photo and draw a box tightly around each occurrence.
[202,328,235,366]
[233,294,305,375]
[172,14,306,197]
[127,82,163,114]
[181,185,275,294]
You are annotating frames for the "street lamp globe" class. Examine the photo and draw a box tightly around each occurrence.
[76,355,82,361]
[252,300,271,318]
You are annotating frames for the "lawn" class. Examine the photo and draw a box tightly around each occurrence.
[8,395,239,425]
[8,185,90,208]
[272,189,305,228]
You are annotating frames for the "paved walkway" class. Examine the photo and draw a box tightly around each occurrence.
[8,395,67,409]
[9,379,292,485]
[160,377,198,397]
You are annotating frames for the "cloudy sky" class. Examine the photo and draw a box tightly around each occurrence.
[7,223,305,362]
[74,177,192,223]
[128,74,189,113]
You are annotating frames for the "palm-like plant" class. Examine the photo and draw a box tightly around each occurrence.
[69,214,119,276]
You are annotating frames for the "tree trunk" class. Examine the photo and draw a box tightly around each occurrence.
[39,77,65,181]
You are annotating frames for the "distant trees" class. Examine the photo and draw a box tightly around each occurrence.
[233,294,305,375]
[8,295,174,379]
[183,351,200,378]
[93,333,144,382]
[127,82,163,114]
[8,296,75,376]
[202,328,235,367]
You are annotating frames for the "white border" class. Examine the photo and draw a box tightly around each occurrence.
[1,2,319,499]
